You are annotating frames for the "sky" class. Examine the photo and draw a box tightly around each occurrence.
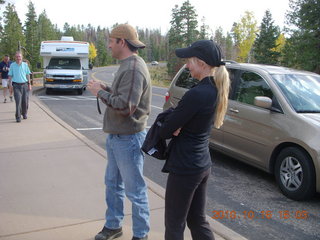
[4,0,290,34]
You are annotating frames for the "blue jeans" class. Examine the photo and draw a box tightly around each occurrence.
[104,131,150,238]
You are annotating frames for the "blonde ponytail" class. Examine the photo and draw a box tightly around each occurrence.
[212,65,230,129]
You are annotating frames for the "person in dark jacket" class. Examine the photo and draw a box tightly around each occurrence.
[159,40,230,240]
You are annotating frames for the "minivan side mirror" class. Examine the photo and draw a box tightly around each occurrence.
[254,96,272,109]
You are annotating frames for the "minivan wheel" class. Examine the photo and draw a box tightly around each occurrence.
[275,147,315,200]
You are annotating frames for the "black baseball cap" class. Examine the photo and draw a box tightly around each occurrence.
[175,40,224,67]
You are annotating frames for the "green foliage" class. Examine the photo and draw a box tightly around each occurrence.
[25,1,40,70]
[199,17,210,39]
[4,0,319,75]
[283,0,320,73]
[252,10,280,65]
[0,3,25,58]
[225,32,236,60]
[95,27,108,66]
[213,27,227,58]
[63,23,86,41]
[167,1,200,77]
[38,10,61,42]
[0,2,168,69]
[180,0,199,45]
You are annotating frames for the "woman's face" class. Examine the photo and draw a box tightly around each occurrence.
[186,58,201,79]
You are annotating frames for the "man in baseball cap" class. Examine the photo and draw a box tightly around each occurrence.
[109,23,146,49]
[89,23,150,240]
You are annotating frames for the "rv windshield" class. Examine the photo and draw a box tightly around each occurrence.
[48,58,81,70]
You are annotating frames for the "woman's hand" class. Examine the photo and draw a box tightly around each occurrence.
[173,128,181,136]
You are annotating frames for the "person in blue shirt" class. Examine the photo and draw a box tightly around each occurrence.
[0,55,13,103]
[8,51,32,122]
[159,40,230,240]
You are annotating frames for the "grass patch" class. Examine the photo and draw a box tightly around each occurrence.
[149,65,171,88]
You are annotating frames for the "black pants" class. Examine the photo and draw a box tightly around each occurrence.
[165,168,214,240]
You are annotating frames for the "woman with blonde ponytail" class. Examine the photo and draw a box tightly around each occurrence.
[159,40,230,240]
[213,64,230,128]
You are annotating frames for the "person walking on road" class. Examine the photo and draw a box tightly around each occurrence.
[88,24,151,240]
[8,51,32,122]
[0,55,13,103]
[159,40,230,240]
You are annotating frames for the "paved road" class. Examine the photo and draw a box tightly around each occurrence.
[36,66,320,240]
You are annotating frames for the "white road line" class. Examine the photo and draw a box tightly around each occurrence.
[76,127,102,131]
[77,126,151,131]
[151,105,162,110]
[38,96,96,101]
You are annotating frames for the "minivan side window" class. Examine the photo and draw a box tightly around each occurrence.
[235,71,273,105]
[227,68,238,99]
[175,68,198,89]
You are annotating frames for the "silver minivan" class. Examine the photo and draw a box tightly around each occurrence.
[163,62,320,201]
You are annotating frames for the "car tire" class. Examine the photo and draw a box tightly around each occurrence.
[275,147,316,200]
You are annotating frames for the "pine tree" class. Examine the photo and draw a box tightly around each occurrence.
[167,4,184,77]
[63,24,85,41]
[84,24,97,43]
[0,3,25,58]
[38,10,60,41]
[180,0,199,45]
[136,27,147,60]
[213,27,225,47]
[252,10,280,65]
[0,1,5,39]
[25,1,40,70]
[167,1,199,77]
[284,0,320,73]
[199,17,210,39]
[225,32,236,60]
[95,26,108,66]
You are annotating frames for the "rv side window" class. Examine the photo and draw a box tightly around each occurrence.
[48,58,81,70]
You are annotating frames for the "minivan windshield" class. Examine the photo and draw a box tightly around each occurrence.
[272,73,320,113]
[48,58,81,70]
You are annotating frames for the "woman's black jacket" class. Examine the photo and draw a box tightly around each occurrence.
[159,76,218,175]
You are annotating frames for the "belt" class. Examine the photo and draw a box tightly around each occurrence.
[12,82,27,85]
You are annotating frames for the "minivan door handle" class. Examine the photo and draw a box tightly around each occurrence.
[229,108,239,113]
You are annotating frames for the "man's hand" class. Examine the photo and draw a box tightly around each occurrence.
[88,79,106,96]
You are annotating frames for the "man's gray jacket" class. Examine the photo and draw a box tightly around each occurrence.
[97,54,151,134]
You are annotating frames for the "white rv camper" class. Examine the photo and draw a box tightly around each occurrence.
[40,36,91,94]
